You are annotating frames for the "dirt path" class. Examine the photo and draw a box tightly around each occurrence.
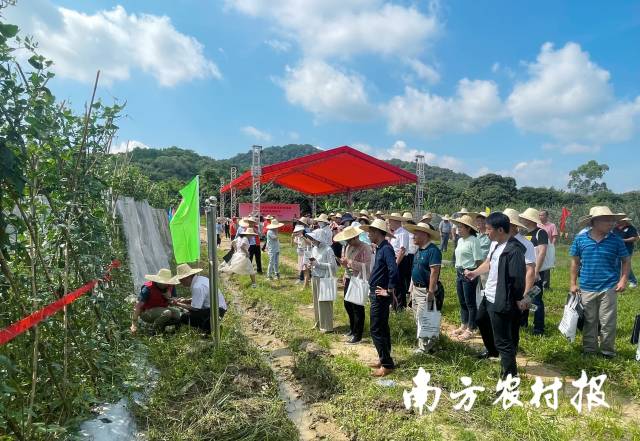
[221,273,349,441]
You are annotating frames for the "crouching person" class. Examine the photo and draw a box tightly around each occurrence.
[131,269,181,334]
[174,264,227,333]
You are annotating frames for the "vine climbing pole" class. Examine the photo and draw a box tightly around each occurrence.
[251,145,262,219]
[219,177,226,219]
[414,154,425,220]
[230,166,237,218]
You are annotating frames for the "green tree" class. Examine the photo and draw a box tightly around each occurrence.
[568,160,610,195]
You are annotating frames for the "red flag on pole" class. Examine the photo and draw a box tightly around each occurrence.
[559,207,571,232]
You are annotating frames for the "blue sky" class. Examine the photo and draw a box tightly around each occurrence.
[6,0,640,191]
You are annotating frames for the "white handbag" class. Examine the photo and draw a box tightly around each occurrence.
[417,300,441,339]
[558,294,580,342]
[317,251,337,302]
[537,231,556,271]
[345,262,369,306]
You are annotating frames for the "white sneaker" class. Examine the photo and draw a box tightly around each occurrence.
[630,282,637,288]
[251,283,257,288]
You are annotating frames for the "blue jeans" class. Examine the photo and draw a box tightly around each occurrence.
[456,269,478,329]
[267,251,279,277]
[520,279,545,334]
[440,234,449,252]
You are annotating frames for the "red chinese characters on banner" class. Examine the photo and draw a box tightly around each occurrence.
[239,203,300,232]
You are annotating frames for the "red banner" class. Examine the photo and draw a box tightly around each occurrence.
[239,203,300,232]
[0,260,121,345]
[559,207,571,232]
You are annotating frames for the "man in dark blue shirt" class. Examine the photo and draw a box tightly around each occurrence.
[361,219,398,377]
[615,217,638,288]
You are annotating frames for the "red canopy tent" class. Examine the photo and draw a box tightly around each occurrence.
[221,145,417,196]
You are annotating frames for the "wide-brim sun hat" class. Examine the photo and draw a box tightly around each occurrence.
[293,224,305,233]
[375,210,384,216]
[519,207,541,225]
[620,217,632,222]
[359,218,395,239]
[450,214,479,233]
[405,222,441,240]
[175,263,203,280]
[578,206,626,228]
[144,268,179,285]
[298,216,310,226]
[333,225,364,242]
[306,229,324,243]
[420,212,433,222]
[384,212,405,222]
[503,208,526,229]
[455,208,481,219]
[402,211,414,221]
[314,213,330,223]
[239,216,258,227]
[359,209,370,217]
[239,227,258,236]
[266,219,285,229]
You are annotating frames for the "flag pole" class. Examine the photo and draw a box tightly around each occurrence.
[205,196,220,346]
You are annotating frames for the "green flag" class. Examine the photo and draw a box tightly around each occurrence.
[170,176,200,263]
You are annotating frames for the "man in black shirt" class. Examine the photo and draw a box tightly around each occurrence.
[360,219,399,377]
[519,208,548,335]
[615,217,638,288]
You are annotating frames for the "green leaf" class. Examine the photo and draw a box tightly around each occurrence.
[0,23,19,39]
[28,55,43,70]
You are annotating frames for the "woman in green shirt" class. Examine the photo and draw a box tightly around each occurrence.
[450,215,483,341]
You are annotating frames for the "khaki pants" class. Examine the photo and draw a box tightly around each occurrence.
[412,286,437,352]
[581,288,617,356]
[140,306,181,332]
[312,276,334,332]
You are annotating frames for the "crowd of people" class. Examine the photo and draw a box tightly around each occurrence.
[132,206,637,380]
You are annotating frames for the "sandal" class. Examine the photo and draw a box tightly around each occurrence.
[450,325,466,336]
[457,330,475,341]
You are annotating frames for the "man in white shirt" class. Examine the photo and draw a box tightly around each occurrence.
[503,208,536,294]
[173,264,227,333]
[385,212,411,310]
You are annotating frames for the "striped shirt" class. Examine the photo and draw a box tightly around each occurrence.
[569,231,629,292]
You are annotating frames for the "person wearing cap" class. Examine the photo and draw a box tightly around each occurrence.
[307,229,338,333]
[450,215,483,341]
[236,216,262,274]
[222,227,258,288]
[438,215,453,252]
[570,207,630,358]
[406,222,442,353]
[519,208,549,335]
[465,212,527,379]
[614,217,638,288]
[173,264,228,333]
[385,212,411,311]
[336,225,372,344]
[360,219,399,377]
[131,269,180,334]
[266,219,284,280]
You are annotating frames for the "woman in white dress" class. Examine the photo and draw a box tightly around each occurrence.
[220,227,258,287]
[307,229,338,333]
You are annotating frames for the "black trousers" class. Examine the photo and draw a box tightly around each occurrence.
[344,278,365,339]
[476,297,520,379]
[331,242,343,260]
[394,256,412,311]
[180,307,226,334]
[224,224,230,238]
[370,291,394,369]
[248,244,263,273]
[540,269,551,289]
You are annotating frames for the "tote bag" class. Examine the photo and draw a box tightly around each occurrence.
[558,294,580,342]
[317,251,337,302]
[537,230,556,271]
[417,300,441,339]
[345,262,369,306]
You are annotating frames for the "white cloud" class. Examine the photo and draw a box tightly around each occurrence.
[507,42,640,145]
[279,59,374,121]
[7,0,221,86]
[226,0,440,59]
[265,39,292,52]
[288,131,300,140]
[386,79,505,136]
[542,142,601,154]
[111,140,150,154]
[405,58,440,84]
[359,140,465,172]
[242,125,272,142]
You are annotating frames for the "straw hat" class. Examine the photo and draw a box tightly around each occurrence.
[450,214,478,233]
[175,263,203,280]
[519,208,540,225]
[239,216,257,227]
[375,210,384,216]
[334,225,364,242]
[298,216,310,226]
[359,218,395,238]
[335,213,343,219]
[267,219,285,229]
[359,209,370,217]
[503,208,526,229]
[578,206,626,228]
[384,212,405,222]
[405,222,440,240]
[314,213,330,223]
[420,212,433,222]
[442,215,450,221]
[456,208,481,218]
[144,268,178,285]
[239,227,258,236]
[620,217,632,222]
[265,215,274,220]
[329,212,336,217]
[293,224,305,234]
[402,211,414,221]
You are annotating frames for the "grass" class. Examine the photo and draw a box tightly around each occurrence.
[221,233,640,441]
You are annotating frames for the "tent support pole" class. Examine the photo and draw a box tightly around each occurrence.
[312,196,317,218]
[347,190,353,211]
